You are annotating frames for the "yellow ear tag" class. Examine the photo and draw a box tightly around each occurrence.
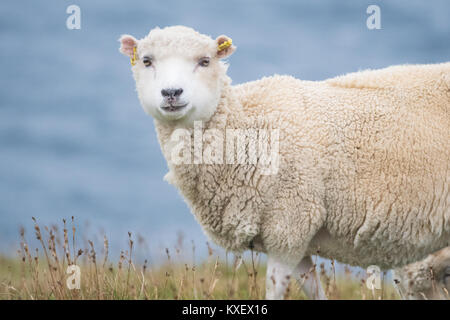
[130,46,137,66]
[218,38,232,51]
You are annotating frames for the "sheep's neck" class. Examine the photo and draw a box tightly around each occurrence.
[153,84,262,251]
[153,83,244,164]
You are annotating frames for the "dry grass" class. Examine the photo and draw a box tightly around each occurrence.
[0,217,400,300]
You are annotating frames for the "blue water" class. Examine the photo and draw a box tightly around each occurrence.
[0,0,449,260]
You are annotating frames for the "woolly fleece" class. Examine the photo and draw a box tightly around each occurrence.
[127,26,450,270]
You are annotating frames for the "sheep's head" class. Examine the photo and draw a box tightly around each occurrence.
[119,26,235,125]
[394,247,450,300]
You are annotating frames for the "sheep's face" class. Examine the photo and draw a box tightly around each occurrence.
[119,26,235,125]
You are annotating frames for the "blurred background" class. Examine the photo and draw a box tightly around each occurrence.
[0,0,449,262]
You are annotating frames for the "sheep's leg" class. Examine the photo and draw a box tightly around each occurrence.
[265,255,299,299]
[293,256,327,300]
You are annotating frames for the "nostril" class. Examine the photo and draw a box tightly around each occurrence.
[161,88,183,98]
[161,89,169,97]
[174,88,183,97]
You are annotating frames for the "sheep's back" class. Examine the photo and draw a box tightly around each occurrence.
[234,64,450,267]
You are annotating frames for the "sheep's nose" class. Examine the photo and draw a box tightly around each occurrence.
[161,88,183,98]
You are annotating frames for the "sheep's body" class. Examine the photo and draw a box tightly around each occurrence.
[159,63,450,269]
[393,247,450,299]
[120,26,449,298]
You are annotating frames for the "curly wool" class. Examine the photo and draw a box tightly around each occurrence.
[154,61,449,269]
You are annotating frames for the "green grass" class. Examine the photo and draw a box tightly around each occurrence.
[0,217,400,300]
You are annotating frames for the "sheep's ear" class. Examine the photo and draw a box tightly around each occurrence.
[216,35,235,59]
[119,34,138,57]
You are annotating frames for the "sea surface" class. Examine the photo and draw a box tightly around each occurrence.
[0,0,449,261]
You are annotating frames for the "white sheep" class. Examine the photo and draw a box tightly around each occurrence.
[393,247,450,299]
[119,26,450,300]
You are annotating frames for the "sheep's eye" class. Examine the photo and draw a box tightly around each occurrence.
[142,57,152,67]
[198,57,210,67]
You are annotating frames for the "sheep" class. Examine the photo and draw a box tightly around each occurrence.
[119,25,450,300]
[393,247,450,299]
